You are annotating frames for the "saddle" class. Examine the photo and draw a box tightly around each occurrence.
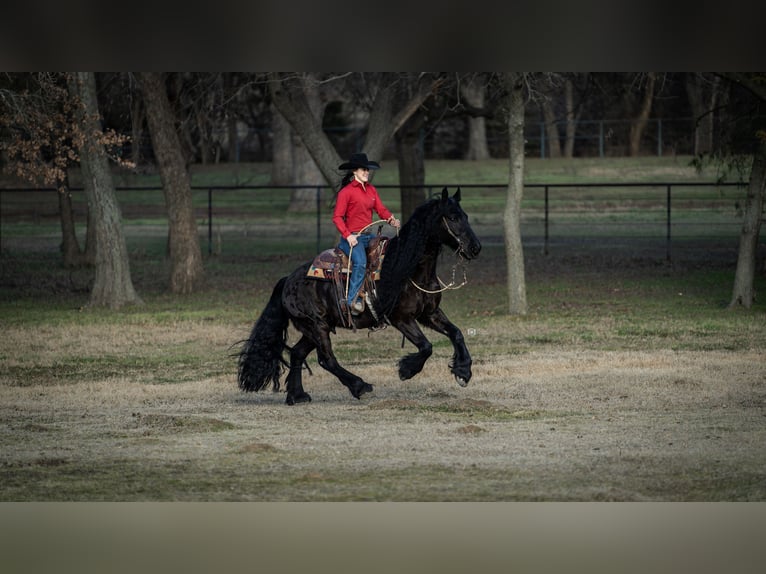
[307,235,389,282]
[307,234,390,327]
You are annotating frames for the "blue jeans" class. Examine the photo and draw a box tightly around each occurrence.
[338,234,371,304]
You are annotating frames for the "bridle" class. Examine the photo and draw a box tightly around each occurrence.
[409,217,470,294]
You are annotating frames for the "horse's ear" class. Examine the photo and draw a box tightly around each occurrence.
[441,187,449,203]
[453,187,462,202]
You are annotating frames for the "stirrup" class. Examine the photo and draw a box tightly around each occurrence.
[351,298,365,315]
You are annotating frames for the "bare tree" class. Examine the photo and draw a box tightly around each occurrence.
[270,103,293,185]
[685,73,721,156]
[267,73,344,189]
[288,73,326,212]
[136,72,204,294]
[730,140,766,308]
[268,72,442,218]
[395,106,426,218]
[537,74,587,159]
[563,75,588,159]
[540,96,562,159]
[68,72,141,308]
[718,73,766,309]
[461,74,491,160]
[502,72,528,315]
[627,72,656,156]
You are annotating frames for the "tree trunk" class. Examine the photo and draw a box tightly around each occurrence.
[503,72,528,316]
[56,173,85,267]
[130,96,144,167]
[137,72,204,294]
[563,78,583,159]
[223,73,239,163]
[461,78,491,160]
[226,113,238,163]
[194,100,211,165]
[395,109,427,220]
[628,72,656,156]
[685,73,720,156]
[270,104,293,185]
[729,140,766,309]
[289,74,325,212]
[83,204,97,265]
[269,72,441,217]
[540,99,562,159]
[268,73,344,191]
[70,72,141,308]
[290,138,325,211]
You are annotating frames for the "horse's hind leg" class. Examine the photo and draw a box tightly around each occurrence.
[285,336,315,405]
[314,329,373,400]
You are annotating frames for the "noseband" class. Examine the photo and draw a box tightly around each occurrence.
[408,216,470,294]
[441,216,466,256]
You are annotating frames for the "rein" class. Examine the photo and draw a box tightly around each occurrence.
[409,217,469,294]
[409,255,469,294]
[345,216,470,298]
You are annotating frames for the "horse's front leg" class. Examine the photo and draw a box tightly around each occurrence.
[392,318,433,381]
[421,308,472,387]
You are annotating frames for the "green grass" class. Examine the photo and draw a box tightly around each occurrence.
[3,243,764,393]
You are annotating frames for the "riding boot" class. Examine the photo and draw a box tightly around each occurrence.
[351,291,365,315]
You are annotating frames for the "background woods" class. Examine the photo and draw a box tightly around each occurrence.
[1,72,764,310]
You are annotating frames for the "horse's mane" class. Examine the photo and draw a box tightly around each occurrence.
[375,198,443,317]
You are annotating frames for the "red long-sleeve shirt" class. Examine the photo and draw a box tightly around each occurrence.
[332,179,392,239]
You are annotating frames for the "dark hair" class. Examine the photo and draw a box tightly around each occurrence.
[339,171,354,191]
[331,171,354,208]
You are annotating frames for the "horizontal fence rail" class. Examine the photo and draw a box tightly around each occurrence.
[0,182,749,263]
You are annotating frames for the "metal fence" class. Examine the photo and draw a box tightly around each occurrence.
[0,182,748,263]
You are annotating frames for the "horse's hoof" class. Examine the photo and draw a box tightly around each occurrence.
[286,392,312,405]
[455,376,469,388]
[351,382,374,399]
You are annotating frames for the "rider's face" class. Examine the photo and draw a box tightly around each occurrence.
[353,167,370,183]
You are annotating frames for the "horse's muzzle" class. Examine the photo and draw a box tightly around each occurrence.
[462,240,481,260]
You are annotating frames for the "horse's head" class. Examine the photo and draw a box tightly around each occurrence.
[438,187,482,260]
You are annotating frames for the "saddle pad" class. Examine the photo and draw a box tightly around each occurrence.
[307,248,346,280]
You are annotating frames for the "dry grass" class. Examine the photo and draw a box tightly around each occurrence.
[1,314,764,500]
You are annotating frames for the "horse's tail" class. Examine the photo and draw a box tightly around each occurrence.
[237,276,289,393]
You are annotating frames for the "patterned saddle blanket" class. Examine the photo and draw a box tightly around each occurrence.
[307,235,389,281]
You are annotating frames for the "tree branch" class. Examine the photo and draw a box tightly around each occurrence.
[718,73,766,102]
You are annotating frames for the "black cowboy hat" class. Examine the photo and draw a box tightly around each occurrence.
[338,152,381,171]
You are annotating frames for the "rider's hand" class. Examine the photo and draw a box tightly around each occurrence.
[388,217,401,229]
[347,234,359,247]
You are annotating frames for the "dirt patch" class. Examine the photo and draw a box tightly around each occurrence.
[131,413,236,434]
[1,345,764,500]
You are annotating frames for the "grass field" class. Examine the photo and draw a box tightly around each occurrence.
[1,157,765,500]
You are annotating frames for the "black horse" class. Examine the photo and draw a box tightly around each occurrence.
[237,187,481,404]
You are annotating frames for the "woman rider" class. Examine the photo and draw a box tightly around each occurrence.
[333,153,401,315]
